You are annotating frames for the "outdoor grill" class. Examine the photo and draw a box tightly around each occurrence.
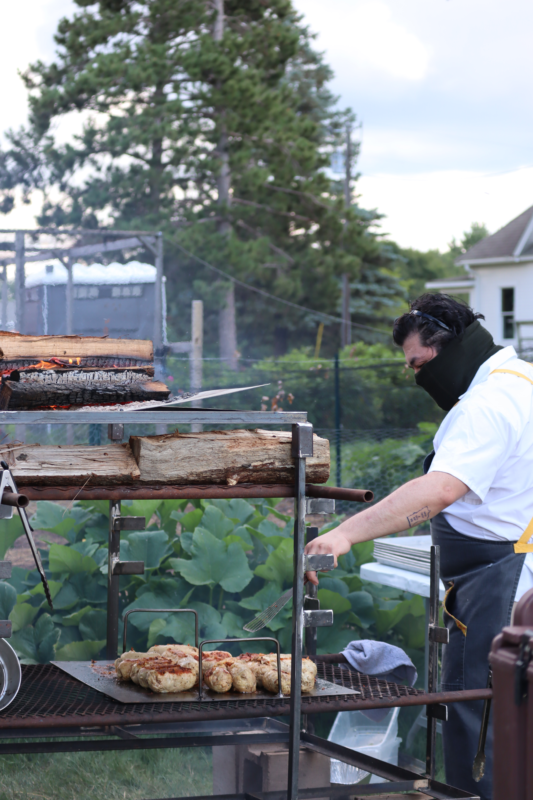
[0,405,486,800]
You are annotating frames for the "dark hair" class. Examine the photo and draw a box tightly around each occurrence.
[393,293,485,351]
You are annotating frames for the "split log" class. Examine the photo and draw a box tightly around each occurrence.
[0,333,152,365]
[0,380,170,410]
[0,443,140,486]
[129,429,330,485]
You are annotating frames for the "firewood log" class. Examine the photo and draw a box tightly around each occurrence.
[129,429,330,485]
[0,380,169,410]
[0,333,152,365]
[0,444,140,486]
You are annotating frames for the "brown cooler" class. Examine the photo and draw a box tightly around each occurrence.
[490,588,533,800]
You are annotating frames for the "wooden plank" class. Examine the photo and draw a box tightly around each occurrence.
[0,334,153,362]
[129,429,330,485]
[0,380,170,410]
[0,443,141,486]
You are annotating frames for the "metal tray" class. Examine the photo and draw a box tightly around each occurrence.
[51,660,361,704]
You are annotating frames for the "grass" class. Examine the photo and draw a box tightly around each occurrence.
[0,745,212,800]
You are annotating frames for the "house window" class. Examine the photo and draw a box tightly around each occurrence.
[74,286,99,299]
[502,288,515,339]
[111,285,143,298]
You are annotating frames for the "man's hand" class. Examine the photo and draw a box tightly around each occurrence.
[304,528,353,585]
[303,471,468,585]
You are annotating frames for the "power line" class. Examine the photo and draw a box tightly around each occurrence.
[172,241,391,337]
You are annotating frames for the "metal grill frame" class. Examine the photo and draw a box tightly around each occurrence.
[0,409,483,800]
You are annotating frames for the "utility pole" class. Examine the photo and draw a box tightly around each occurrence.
[214,0,238,371]
[341,123,352,349]
[2,265,7,330]
[15,231,25,334]
[154,231,164,353]
[66,257,74,335]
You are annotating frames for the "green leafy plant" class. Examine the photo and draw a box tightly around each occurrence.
[0,497,425,671]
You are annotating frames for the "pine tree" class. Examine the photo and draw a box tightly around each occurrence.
[0,0,403,358]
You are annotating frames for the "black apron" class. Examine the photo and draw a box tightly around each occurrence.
[424,451,525,799]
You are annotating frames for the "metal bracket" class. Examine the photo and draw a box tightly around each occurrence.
[291,422,313,458]
[107,423,124,442]
[304,595,320,611]
[0,621,12,639]
[0,470,18,520]
[428,624,449,644]
[305,498,335,515]
[113,516,145,531]
[303,553,335,572]
[303,610,333,628]
[426,703,448,722]
[111,558,145,576]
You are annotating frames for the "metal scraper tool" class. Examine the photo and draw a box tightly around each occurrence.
[243,588,293,633]
[1,460,53,610]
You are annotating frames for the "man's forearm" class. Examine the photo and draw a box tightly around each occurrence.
[334,471,468,546]
[303,471,468,583]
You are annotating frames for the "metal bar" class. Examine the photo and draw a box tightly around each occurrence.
[106,500,121,659]
[0,730,290,756]
[123,608,199,653]
[2,264,7,329]
[287,423,311,800]
[305,527,319,659]
[153,232,163,352]
[301,730,429,785]
[21,484,372,503]
[0,409,308,425]
[334,352,341,487]
[426,544,440,778]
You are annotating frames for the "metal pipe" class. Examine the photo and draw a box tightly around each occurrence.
[426,544,440,778]
[20,483,373,503]
[106,500,121,660]
[0,492,29,508]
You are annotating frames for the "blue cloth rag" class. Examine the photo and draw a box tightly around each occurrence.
[342,640,417,686]
[342,640,418,722]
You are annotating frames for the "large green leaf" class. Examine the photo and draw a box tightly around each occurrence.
[240,582,287,611]
[121,499,162,524]
[318,578,349,597]
[0,515,24,560]
[10,614,60,664]
[79,609,107,641]
[122,579,189,632]
[9,603,38,632]
[317,613,355,653]
[48,543,98,575]
[223,498,256,524]
[254,538,294,586]
[62,606,93,626]
[0,582,18,619]
[171,529,253,593]
[177,508,203,532]
[222,611,246,638]
[153,601,227,647]
[120,530,171,569]
[347,591,375,627]
[30,502,93,539]
[200,506,234,538]
[317,589,351,615]
[55,639,105,661]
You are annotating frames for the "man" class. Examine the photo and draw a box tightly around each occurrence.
[305,293,533,800]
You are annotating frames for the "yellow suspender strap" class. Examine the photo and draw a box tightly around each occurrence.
[490,368,533,553]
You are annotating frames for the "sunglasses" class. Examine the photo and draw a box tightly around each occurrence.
[408,309,451,331]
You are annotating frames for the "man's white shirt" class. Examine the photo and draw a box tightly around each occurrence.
[428,345,533,600]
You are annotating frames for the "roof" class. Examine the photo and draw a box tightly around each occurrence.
[426,274,475,290]
[26,261,156,288]
[457,206,533,264]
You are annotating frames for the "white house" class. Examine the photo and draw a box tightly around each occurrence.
[426,205,533,353]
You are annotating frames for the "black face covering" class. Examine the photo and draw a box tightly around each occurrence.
[414,320,503,411]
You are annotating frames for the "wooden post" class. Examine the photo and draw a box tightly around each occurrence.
[66,258,74,335]
[190,300,203,434]
[219,286,238,370]
[2,265,7,330]
[153,232,164,353]
[15,232,25,334]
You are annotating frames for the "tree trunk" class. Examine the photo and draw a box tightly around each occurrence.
[219,285,238,369]
[129,428,330,485]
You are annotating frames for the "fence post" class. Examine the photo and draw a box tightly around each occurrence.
[335,352,341,487]
[15,232,25,334]
[153,232,164,353]
[190,300,203,433]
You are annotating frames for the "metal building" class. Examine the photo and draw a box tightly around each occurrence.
[24,261,166,341]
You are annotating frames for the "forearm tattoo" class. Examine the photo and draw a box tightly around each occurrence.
[406,507,431,527]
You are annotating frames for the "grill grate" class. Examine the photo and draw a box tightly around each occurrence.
[0,663,426,729]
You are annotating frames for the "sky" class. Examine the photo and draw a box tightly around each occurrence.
[1,0,532,251]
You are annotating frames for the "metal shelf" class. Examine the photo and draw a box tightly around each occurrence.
[0,409,307,425]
